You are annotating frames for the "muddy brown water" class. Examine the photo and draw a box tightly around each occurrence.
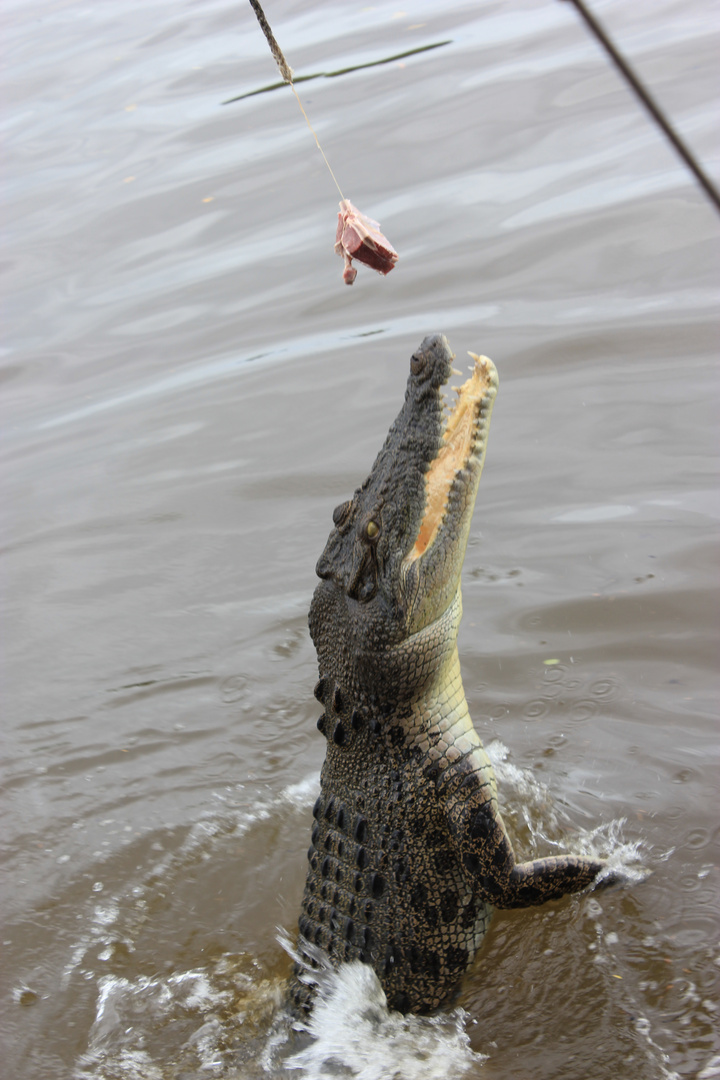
[2,1,718,1077]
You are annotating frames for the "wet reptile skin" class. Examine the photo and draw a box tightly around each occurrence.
[289,335,611,1015]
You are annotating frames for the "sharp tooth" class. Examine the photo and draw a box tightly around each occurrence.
[451,368,462,376]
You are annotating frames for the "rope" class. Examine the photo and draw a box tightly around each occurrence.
[248,0,345,200]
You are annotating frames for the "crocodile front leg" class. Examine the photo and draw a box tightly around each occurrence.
[440,749,608,909]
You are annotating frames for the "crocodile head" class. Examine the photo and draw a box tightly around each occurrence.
[310,334,498,706]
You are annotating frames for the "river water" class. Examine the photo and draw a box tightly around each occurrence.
[2,1,719,1077]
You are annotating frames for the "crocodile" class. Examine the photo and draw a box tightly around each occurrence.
[289,333,612,1015]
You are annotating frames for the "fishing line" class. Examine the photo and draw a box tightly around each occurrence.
[248,0,345,200]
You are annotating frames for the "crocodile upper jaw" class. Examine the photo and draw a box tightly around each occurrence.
[310,334,498,696]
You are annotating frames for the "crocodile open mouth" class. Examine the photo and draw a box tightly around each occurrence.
[409,351,498,561]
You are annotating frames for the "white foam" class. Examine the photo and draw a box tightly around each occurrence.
[278,933,482,1080]
[61,778,314,989]
[573,819,650,887]
[75,968,235,1079]
[281,773,321,810]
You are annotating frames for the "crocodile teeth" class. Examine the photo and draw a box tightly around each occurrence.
[409,351,497,561]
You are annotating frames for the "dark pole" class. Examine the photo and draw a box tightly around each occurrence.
[561,0,720,216]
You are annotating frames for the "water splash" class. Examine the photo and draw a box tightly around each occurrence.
[487,738,651,886]
[576,818,652,887]
[62,773,320,989]
[278,933,483,1080]
[74,960,286,1079]
[69,751,653,1078]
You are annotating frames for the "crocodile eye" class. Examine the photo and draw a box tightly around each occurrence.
[365,520,380,540]
[410,352,426,375]
[332,501,352,527]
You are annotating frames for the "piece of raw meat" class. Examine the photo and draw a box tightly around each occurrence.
[334,199,398,285]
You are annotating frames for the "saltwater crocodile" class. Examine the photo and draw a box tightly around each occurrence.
[289,334,612,1015]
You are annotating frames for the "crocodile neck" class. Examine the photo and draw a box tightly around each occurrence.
[367,589,487,776]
